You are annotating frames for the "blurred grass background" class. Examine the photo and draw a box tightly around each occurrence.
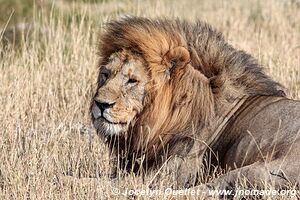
[0,0,299,199]
[0,0,112,25]
[0,0,34,25]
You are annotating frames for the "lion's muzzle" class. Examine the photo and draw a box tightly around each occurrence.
[92,100,117,123]
[93,100,115,118]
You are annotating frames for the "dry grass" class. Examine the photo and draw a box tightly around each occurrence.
[0,0,299,199]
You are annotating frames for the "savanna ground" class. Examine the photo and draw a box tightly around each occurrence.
[0,0,300,199]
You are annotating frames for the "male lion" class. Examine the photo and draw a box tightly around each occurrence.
[91,17,300,197]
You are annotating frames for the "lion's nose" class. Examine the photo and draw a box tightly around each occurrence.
[95,100,115,112]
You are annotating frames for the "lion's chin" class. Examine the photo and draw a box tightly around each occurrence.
[93,118,128,136]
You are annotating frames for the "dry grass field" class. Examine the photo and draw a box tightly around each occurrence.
[0,0,299,199]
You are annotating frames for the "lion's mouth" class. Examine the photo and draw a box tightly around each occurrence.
[100,116,127,125]
[93,115,128,128]
[93,116,128,136]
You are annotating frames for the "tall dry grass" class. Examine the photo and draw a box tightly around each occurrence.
[0,0,299,199]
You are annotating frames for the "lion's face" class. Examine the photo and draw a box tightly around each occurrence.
[91,50,149,136]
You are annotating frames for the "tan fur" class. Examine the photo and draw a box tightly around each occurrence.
[91,17,300,194]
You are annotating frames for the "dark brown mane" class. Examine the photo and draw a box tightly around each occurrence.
[98,16,285,172]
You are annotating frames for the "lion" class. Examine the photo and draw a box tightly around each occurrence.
[91,17,300,197]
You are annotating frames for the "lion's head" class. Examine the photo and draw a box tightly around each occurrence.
[91,17,284,167]
[91,50,149,135]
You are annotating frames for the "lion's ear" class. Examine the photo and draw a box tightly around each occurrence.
[163,46,190,75]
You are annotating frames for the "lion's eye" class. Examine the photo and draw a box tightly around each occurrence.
[127,78,138,84]
[101,73,109,81]
[100,71,109,86]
